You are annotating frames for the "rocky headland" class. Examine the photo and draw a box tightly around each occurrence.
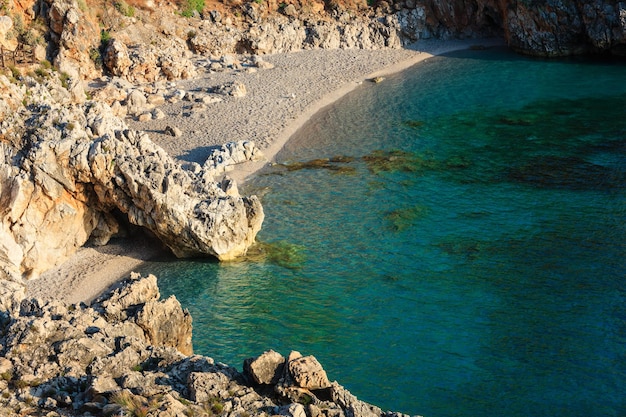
[0,0,625,415]
[2,273,407,417]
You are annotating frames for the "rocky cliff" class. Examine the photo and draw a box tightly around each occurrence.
[501,0,626,56]
[0,273,411,417]
[395,0,626,56]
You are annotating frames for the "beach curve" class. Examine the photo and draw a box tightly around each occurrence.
[25,38,504,304]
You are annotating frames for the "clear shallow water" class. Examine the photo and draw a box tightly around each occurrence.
[139,47,626,416]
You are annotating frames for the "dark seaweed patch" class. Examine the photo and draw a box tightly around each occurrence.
[507,155,624,190]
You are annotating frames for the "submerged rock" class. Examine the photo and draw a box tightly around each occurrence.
[385,205,429,232]
[243,241,307,270]
[362,149,440,174]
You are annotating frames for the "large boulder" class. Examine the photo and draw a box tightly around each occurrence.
[104,39,132,78]
[244,349,286,385]
[287,354,331,390]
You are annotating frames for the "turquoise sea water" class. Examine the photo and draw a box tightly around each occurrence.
[139,47,626,416]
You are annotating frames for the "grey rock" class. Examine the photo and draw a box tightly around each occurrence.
[282,4,298,17]
[215,80,247,97]
[287,355,331,390]
[137,112,153,122]
[244,349,286,385]
[165,125,182,137]
[203,140,264,176]
[126,89,148,116]
[152,108,166,120]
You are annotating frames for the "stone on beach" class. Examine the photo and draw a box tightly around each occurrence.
[164,125,182,137]
[204,141,264,176]
[126,89,149,116]
[215,80,247,97]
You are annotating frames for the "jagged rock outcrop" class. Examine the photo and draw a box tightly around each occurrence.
[0,274,415,416]
[187,13,403,57]
[243,349,401,417]
[44,0,100,82]
[395,0,502,41]
[395,0,626,56]
[501,0,626,56]
[0,75,263,280]
[29,0,626,89]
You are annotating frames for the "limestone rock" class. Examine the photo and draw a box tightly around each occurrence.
[136,296,193,355]
[282,4,298,17]
[188,21,243,56]
[188,366,243,401]
[331,381,384,417]
[138,112,152,122]
[0,278,401,417]
[287,355,331,390]
[204,141,264,176]
[244,349,286,385]
[215,81,247,97]
[0,280,25,315]
[165,125,182,137]
[252,56,275,69]
[201,95,223,105]
[48,0,100,80]
[126,89,148,116]
[275,403,307,417]
[160,54,197,80]
[89,376,120,396]
[0,15,14,48]
[397,0,626,57]
[147,94,166,106]
[502,0,626,56]
[2,84,264,274]
[152,108,166,119]
[104,39,132,78]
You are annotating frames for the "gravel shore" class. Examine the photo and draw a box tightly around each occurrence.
[26,38,502,303]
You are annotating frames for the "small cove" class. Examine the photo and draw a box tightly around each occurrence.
[139,47,626,416]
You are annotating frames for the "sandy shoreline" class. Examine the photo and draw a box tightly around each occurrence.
[26,38,503,304]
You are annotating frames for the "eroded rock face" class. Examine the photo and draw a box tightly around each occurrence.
[502,0,626,56]
[46,0,100,81]
[396,0,626,56]
[0,77,263,279]
[35,0,626,89]
[396,0,502,41]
